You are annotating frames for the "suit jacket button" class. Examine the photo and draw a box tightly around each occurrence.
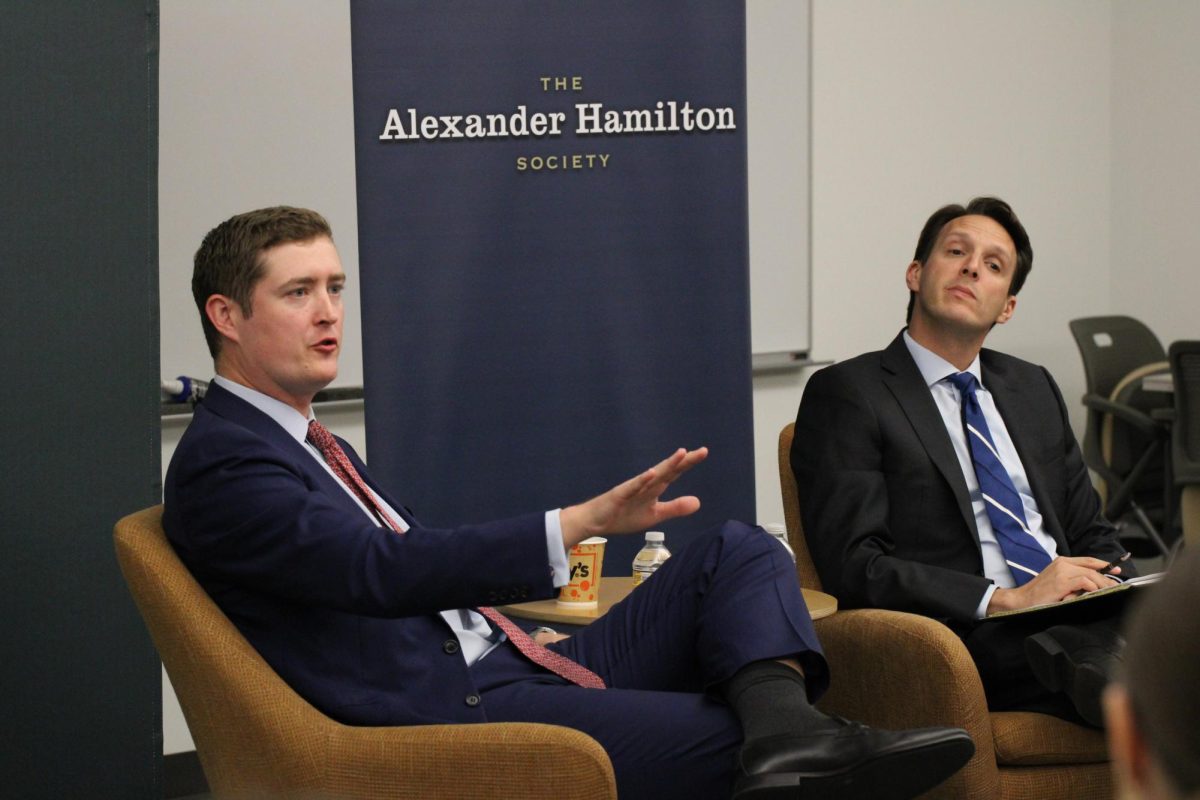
[488,592,499,603]
[443,639,460,655]
[465,694,481,707]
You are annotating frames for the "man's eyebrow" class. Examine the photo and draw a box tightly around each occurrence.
[939,231,1013,264]
[279,273,347,288]
[980,242,1014,264]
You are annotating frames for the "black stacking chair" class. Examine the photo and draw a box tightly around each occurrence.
[1169,341,1200,549]
[1068,316,1172,556]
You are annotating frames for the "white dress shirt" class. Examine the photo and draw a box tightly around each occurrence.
[901,334,1060,618]
[212,376,570,664]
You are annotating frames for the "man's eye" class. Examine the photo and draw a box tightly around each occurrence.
[949,248,964,256]
[290,288,307,297]
[988,262,1001,272]
[330,284,345,296]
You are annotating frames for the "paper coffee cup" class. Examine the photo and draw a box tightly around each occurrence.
[557,536,606,608]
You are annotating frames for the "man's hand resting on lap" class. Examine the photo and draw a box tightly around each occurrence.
[987,556,1123,614]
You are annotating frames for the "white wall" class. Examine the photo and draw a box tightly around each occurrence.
[159,0,362,388]
[1110,0,1200,344]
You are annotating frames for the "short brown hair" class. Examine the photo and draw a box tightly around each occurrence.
[1122,547,1200,794]
[906,197,1033,323]
[192,206,333,357]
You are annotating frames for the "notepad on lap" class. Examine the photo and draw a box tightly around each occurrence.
[984,571,1164,621]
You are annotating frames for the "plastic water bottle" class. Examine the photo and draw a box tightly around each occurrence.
[631,531,671,586]
[762,523,796,563]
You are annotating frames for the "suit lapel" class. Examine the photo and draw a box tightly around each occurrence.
[201,382,310,458]
[880,334,979,539]
[980,353,1067,547]
[347,448,420,528]
[201,383,419,528]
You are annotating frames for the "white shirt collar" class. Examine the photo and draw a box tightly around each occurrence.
[902,329,983,390]
[212,376,314,444]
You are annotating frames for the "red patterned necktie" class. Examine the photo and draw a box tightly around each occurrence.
[474,607,605,689]
[306,419,405,531]
[306,419,605,689]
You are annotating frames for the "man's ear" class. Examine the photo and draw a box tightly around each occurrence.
[995,295,1017,326]
[1104,683,1152,793]
[205,294,242,345]
[905,260,922,293]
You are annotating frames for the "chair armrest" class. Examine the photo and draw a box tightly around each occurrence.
[1080,393,1160,436]
[325,721,617,800]
[1151,407,1175,423]
[814,608,1000,799]
[814,609,990,732]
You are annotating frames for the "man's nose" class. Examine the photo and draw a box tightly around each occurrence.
[315,289,340,322]
[960,259,980,278]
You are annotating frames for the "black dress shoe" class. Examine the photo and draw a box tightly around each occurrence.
[732,718,975,800]
[1024,623,1124,728]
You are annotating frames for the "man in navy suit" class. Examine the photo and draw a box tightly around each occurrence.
[792,197,1132,728]
[166,206,973,800]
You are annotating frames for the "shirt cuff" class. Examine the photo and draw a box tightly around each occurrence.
[545,509,569,587]
[975,583,998,620]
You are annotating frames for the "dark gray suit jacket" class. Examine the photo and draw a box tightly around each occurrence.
[791,332,1129,624]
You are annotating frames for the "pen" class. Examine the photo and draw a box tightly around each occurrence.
[1099,551,1131,575]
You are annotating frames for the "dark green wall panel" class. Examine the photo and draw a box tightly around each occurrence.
[1,2,161,796]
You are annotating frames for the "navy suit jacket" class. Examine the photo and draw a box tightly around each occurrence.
[164,382,557,726]
[791,332,1129,625]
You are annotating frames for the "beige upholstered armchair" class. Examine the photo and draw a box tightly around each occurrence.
[114,505,616,800]
[779,423,1112,800]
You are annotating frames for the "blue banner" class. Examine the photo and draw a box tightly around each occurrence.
[351,0,753,573]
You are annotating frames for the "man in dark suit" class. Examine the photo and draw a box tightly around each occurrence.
[792,197,1132,727]
[166,206,973,800]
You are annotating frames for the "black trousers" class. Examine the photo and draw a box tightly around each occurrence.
[959,595,1128,723]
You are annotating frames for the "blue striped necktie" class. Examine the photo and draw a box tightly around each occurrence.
[948,372,1053,586]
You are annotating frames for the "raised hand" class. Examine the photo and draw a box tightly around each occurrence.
[559,447,708,549]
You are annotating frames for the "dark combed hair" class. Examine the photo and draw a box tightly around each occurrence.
[906,196,1033,323]
[1122,546,1200,795]
[191,206,333,357]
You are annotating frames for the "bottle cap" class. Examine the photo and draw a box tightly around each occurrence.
[645,531,665,543]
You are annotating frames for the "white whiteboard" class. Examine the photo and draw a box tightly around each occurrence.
[747,0,811,358]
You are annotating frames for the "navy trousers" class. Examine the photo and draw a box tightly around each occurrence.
[471,521,827,800]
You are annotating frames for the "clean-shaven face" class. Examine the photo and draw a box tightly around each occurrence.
[906,214,1018,336]
[222,236,345,414]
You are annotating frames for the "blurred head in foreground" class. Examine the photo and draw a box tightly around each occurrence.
[1103,547,1200,800]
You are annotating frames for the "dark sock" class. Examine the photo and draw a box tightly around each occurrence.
[723,660,831,742]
